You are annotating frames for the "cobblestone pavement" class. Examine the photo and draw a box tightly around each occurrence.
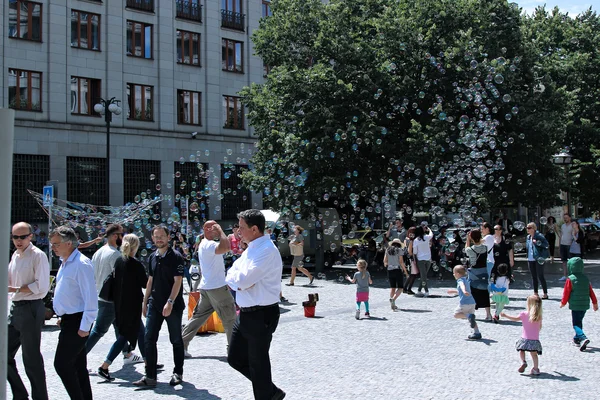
[7,260,600,399]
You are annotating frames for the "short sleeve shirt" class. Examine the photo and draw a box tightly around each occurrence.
[519,311,541,340]
[354,271,370,293]
[457,277,476,305]
[148,248,185,310]
[198,239,226,290]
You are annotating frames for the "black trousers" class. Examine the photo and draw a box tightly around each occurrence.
[528,261,548,294]
[7,299,48,400]
[228,304,280,400]
[54,313,92,400]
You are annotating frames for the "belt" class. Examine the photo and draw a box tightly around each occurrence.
[239,303,278,313]
[12,299,43,305]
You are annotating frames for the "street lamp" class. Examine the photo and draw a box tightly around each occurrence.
[553,150,573,215]
[94,98,122,204]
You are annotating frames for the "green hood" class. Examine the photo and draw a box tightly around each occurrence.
[568,257,584,275]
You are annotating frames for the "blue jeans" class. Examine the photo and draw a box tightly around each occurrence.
[105,320,146,365]
[85,300,130,355]
[572,310,587,342]
[144,303,184,379]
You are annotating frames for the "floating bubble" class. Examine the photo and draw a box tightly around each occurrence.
[494,74,504,84]
[338,276,345,283]
[141,249,148,257]
[423,186,439,198]
[513,221,526,231]
[537,257,546,265]
[539,217,548,225]
[155,184,161,191]
[149,174,156,181]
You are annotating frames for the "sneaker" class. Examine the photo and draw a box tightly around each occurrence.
[530,368,540,376]
[415,292,424,298]
[492,315,499,324]
[184,350,192,359]
[559,276,567,281]
[133,376,157,388]
[169,373,183,386]
[98,367,115,382]
[467,314,477,329]
[156,363,164,370]
[580,339,590,352]
[468,332,482,340]
[392,300,398,310]
[364,312,370,318]
[272,386,286,400]
[355,310,360,320]
[123,353,144,365]
[423,292,430,298]
[406,290,416,295]
[573,340,581,348]
[285,282,294,286]
[308,276,315,285]
[279,296,288,303]
[389,298,394,309]
[518,362,528,373]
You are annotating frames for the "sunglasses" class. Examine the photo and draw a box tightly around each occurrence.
[50,242,63,247]
[494,228,502,231]
[11,234,31,240]
[527,227,534,230]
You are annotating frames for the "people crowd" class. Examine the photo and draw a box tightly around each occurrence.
[5,211,599,398]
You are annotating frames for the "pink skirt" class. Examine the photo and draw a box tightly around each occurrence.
[356,292,369,302]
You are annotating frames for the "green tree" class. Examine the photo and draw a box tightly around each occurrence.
[242,0,569,224]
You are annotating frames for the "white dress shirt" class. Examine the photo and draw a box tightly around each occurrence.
[53,249,98,331]
[8,243,50,301]
[198,239,226,290]
[225,235,282,307]
[91,244,121,300]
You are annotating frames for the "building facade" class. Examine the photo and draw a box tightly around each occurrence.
[2,0,273,225]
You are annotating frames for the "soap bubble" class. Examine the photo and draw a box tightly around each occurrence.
[539,217,548,225]
[513,221,526,231]
[149,174,156,180]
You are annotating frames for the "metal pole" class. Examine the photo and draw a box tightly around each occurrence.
[106,112,111,206]
[566,169,572,217]
[0,109,16,395]
[48,204,53,268]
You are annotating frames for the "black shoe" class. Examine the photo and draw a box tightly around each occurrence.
[272,386,286,400]
[169,373,183,386]
[308,276,315,285]
[580,339,590,352]
[156,363,164,370]
[98,367,115,382]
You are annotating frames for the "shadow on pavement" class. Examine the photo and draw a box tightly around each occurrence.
[465,338,497,346]
[527,371,580,381]
[191,355,228,363]
[362,316,388,321]
[279,308,291,314]
[398,309,432,313]
[42,324,60,332]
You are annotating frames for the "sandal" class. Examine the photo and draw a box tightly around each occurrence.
[518,362,527,373]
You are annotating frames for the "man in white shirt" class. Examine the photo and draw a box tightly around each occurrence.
[182,221,236,357]
[226,209,285,400]
[7,222,50,400]
[559,213,574,281]
[51,226,98,400]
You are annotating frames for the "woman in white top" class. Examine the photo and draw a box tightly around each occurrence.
[409,225,433,297]
[481,222,495,277]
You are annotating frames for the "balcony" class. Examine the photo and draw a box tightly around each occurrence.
[126,0,154,12]
[176,0,202,22]
[221,9,245,32]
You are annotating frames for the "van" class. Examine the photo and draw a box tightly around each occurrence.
[261,208,343,259]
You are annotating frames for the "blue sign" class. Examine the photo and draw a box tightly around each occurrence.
[43,185,53,207]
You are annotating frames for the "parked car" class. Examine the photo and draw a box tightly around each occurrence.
[581,223,600,252]
[342,229,387,248]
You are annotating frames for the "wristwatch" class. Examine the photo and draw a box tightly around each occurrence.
[167,298,174,305]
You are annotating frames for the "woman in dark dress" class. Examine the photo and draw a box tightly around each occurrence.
[97,234,148,381]
[465,229,492,320]
[491,224,515,282]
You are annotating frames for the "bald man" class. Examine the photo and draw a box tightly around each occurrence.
[181,221,236,357]
[7,222,50,400]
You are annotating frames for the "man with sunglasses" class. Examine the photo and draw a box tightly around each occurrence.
[7,222,50,400]
[85,224,142,363]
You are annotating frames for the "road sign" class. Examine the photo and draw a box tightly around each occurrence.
[43,185,53,207]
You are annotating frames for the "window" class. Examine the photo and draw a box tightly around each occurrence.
[223,95,244,129]
[127,83,153,121]
[174,162,210,220]
[67,157,108,205]
[8,69,42,111]
[221,164,251,219]
[8,1,42,41]
[123,159,162,214]
[262,0,272,17]
[221,0,245,31]
[70,77,101,116]
[71,10,100,50]
[126,0,154,12]
[126,21,153,59]
[176,30,200,66]
[176,0,202,22]
[221,39,243,72]
[263,63,271,77]
[177,90,201,125]
[11,154,50,223]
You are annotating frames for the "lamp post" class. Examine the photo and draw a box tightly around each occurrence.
[94,98,122,204]
[553,150,573,216]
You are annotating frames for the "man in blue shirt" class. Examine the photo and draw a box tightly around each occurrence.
[51,226,98,400]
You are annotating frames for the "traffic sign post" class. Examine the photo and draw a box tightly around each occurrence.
[43,185,54,267]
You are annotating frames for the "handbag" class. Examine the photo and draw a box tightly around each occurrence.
[98,269,115,301]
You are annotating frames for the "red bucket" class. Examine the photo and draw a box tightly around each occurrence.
[304,306,315,318]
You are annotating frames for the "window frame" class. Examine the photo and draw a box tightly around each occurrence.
[262,0,272,17]
[71,10,101,51]
[127,83,154,122]
[223,95,244,130]
[221,38,244,73]
[221,0,242,14]
[126,20,153,59]
[176,29,201,66]
[70,76,101,116]
[8,0,43,42]
[177,89,202,126]
[8,68,42,112]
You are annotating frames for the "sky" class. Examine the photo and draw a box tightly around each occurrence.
[515,0,598,15]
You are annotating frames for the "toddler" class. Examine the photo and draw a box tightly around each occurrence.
[447,265,481,340]
[346,259,372,319]
[491,263,510,323]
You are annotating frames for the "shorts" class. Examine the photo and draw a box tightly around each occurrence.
[454,303,476,316]
[356,292,369,302]
[560,245,570,262]
[292,255,304,267]
[387,269,404,289]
